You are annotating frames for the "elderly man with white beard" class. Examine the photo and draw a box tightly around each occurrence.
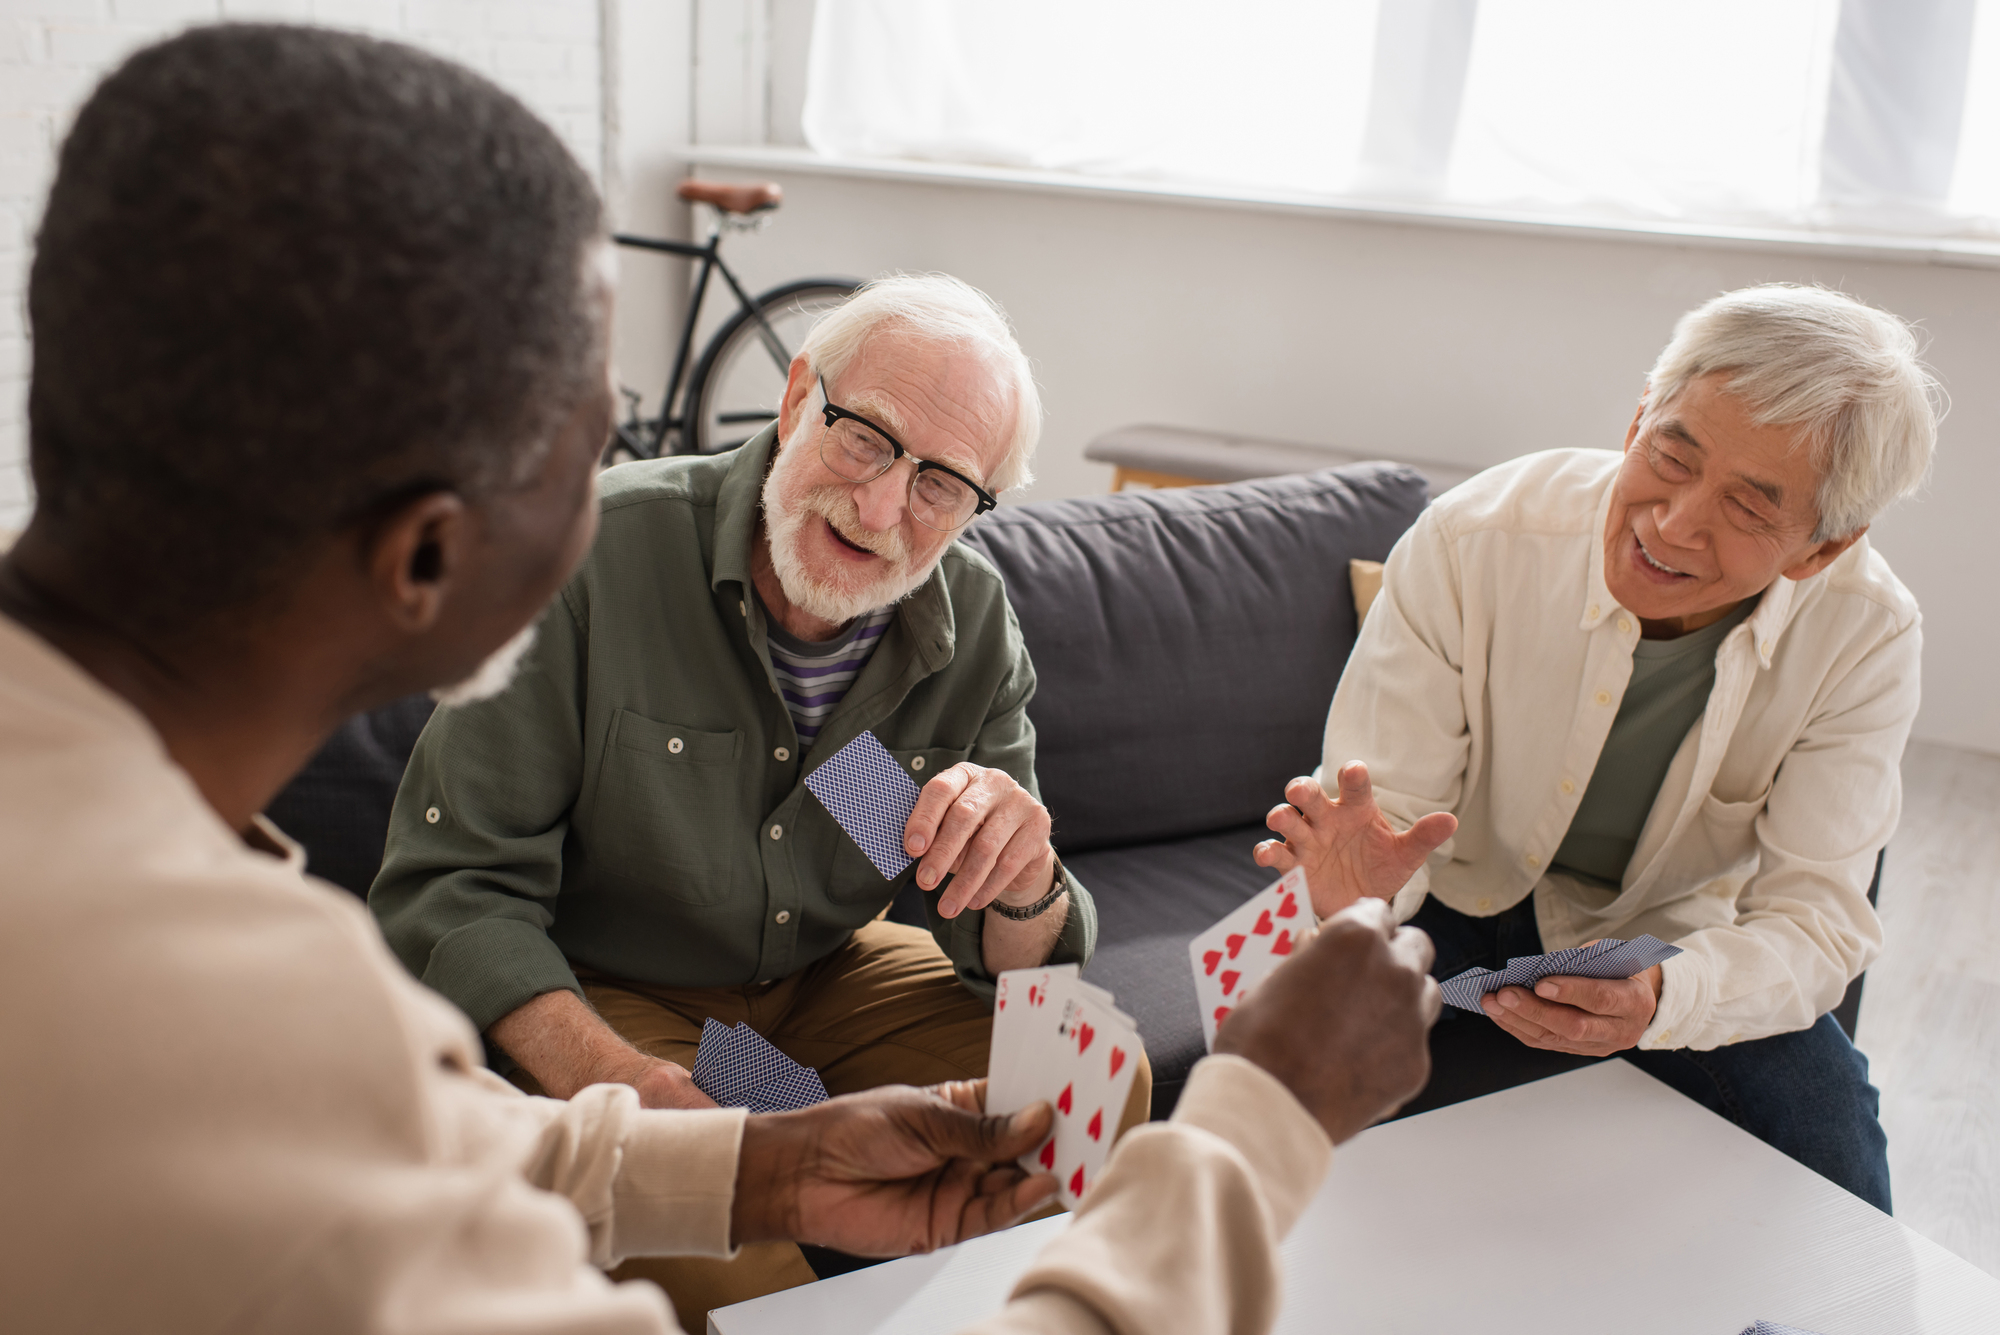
[370,274,1140,1321]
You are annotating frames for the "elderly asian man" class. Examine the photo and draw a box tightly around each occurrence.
[1258,285,1936,1211]
[369,274,1148,1313]
[2,25,1441,1335]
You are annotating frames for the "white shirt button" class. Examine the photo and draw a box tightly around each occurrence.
[1617,617,1632,634]
[774,746,790,761]
[1586,604,1600,620]
[1475,896,1492,911]
[911,756,925,770]
[1760,642,1773,656]
[1560,778,1576,795]
[667,737,684,754]
[1656,1028,1672,1043]
[1595,690,1612,705]
[775,910,791,924]
[1525,853,1541,868]
[424,806,440,824]
[769,824,783,840]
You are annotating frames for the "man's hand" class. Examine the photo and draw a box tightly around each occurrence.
[731,1080,1060,1256]
[488,989,718,1108]
[905,763,1056,918]
[1483,963,1664,1057]
[1215,899,1441,1145]
[1253,762,1457,919]
[599,1052,720,1110]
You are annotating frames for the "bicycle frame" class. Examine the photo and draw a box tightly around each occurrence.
[614,220,791,457]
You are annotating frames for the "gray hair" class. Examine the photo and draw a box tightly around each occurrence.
[1644,284,1942,541]
[799,272,1042,493]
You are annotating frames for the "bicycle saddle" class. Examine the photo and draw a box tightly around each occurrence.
[677,179,783,214]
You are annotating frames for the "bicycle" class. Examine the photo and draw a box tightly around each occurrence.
[608,179,860,461]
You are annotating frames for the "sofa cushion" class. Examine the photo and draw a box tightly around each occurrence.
[1061,821,1276,1116]
[960,463,1428,854]
[267,695,435,896]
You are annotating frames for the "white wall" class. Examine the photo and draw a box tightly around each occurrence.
[0,0,606,530]
[682,165,2000,756]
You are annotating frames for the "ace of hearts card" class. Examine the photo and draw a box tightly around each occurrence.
[1188,866,1316,1051]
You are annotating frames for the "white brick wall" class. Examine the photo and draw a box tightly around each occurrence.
[0,0,606,528]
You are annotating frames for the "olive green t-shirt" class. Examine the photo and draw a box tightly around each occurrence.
[1552,598,1758,888]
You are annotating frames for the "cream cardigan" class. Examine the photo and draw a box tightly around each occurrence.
[1326,449,1921,1052]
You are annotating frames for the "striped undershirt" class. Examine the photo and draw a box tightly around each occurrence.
[760,598,896,749]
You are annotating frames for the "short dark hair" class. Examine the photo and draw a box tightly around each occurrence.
[27,24,605,628]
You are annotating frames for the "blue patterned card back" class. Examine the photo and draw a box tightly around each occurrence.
[689,1019,830,1113]
[804,730,922,879]
[1439,935,1682,1011]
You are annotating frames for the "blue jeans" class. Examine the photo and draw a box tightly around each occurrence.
[1409,894,1893,1213]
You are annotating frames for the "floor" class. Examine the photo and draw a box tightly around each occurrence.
[1855,740,2000,1276]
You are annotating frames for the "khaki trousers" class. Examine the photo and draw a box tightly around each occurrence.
[559,921,1152,1331]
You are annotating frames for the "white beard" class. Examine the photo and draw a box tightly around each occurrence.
[761,460,936,626]
[430,622,539,708]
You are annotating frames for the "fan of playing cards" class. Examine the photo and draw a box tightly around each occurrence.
[688,1018,830,1114]
[985,964,1143,1210]
[1435,935,1681,1011]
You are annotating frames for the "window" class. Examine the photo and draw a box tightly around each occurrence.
[801,0,2000,239]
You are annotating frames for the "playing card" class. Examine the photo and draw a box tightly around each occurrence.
[986,966,1141,1209]
[988,964,1079,1117]
[688,1018,830,1112]
[1438,934,1682,1011]
[804,730,923,879]
[1187,867,1315,1051]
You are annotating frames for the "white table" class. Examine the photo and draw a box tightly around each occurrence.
[709,1061,2000,1335]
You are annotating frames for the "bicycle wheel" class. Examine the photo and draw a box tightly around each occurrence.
[685,278,860,454]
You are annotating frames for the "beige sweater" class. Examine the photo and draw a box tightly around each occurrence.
[0,612,1331,1334]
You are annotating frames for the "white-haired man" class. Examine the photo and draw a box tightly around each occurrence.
[1258,285,1936,1211]
[371,274,1146,1316]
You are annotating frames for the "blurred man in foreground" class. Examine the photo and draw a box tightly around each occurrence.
[0,25,1439,1333]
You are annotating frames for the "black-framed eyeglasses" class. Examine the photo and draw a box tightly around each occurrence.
[815,378,999,533]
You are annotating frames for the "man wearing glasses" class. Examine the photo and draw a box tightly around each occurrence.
[370,275,1136,1319]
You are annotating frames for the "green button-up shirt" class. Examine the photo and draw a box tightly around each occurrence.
[369,426,1095,1034]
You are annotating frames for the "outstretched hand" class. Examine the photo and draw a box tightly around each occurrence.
[1253,761,1457,919]
[731,1081,1059,1258]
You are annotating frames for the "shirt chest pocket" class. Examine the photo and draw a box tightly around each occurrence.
[590,710,743,905]
[822,743,974,906]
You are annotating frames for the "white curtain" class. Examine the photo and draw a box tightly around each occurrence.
[803,0,2000,237]
[802,0,1382,194]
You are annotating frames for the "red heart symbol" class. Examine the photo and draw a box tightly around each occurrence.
[1109,1047,1127,1078]
[1057,1083,1073,1115]
[1039,1138,1056,1170]
[1214,1005,1232,1029]
[1075,1021,1095,1055]
[1252,909,1274,935]
[1220,969,1242,997]
[1069,1166,1086,1198]
[1226,933,1248,959]
[1271,929,1294,956]
[998,996,1006,1010]
[1202,949,1223,976]
[1029,986,1040,1006]
[1087,1108,1104,1141]
[1276,892,1300,919]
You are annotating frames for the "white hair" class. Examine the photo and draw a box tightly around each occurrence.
[1644,284,1943,541]
[798,272,1042,493]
